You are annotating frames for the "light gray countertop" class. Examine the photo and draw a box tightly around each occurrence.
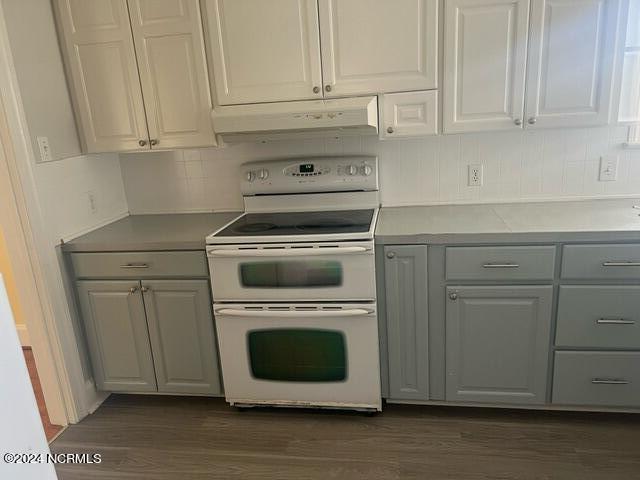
[62,212,242,252]
[376,198,640,244]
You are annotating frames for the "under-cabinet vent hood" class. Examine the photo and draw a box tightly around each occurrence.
[211,96,378,143]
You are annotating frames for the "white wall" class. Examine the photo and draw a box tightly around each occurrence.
[120,125,640,214]
[2,0,81,161]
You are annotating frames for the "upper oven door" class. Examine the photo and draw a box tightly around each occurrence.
[207,242,376,302]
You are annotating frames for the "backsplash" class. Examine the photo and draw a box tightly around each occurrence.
[120,126,640,214]
[35,153,128,243]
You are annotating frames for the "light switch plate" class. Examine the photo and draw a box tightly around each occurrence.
[36,136,52,162]
[599,155,618,181]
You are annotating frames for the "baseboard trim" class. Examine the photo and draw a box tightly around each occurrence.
[15,324,30,346]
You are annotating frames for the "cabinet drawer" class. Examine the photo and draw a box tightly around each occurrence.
[446,246,556,281]
[71,251,208,279]
[552,351,640,408]
[556,286,640,349]
[562,244,640,280]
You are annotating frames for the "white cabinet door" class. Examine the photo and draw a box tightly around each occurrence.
[318,0,438,97]
[379,91,438,139]
[203,0,323,105]
[128,0,216,149]
[525,0,620,128]
[443,0,530,133]
[54,0,150,152]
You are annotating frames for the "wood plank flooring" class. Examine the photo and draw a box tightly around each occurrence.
[22,347,63,441]
[51,395,640,480]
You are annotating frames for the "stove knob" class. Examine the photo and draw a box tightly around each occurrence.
[361,165,373,176]
[347,165,358,176]
[258,168,269,180]
[245,171,256,182]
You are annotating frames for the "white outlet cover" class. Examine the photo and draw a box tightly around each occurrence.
[36,136,52,162]
[468,164,483,186]
[599,155,618,182]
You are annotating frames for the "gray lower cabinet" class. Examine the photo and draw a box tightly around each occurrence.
[142,280,221,394]
[384,245,429,401]
[77,281,157,392]
[445,286,553,405]
[77,278,221,395]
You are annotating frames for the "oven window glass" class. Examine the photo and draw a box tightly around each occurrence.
[248,329,347,382]
[239,261,342,288]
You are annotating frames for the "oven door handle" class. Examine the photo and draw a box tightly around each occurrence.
[214,308,374,318]
[207,246,371,257]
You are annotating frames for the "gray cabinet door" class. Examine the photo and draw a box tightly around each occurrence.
[446,286,553,404]
[77,281,157,392]
[384,245,429,400]
[142,280,221,395]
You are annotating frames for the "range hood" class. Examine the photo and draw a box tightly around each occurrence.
[211,96,378,143]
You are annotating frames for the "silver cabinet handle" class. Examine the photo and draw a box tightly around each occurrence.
[528,117,537,125]
[514,118,522,126]
[325,84,332,92]
[602,261,640,267]
[138,139,147,146]
[313,86,320,93]
[449,292,458,301]
[596,318,635,325]
[591,378,629,385]
[386,251,396,259]
[120,263,149,269]
[128,287,138,295]
[150,139,158,146]
[482,263,520,268]
[141,286,150,293]
[387,126,394,134]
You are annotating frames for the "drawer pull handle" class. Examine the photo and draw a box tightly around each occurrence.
[596,318,635,325]
[482,263,520,269]
[591,378,629,385]
[120,263,149,269]
[602,261,640,267]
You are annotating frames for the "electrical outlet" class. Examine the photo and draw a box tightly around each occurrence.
[468,164,483,186]
[87,191,97,214]
[36,136,52,162]
[599,155,618,181]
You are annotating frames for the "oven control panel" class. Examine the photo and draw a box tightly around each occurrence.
[241,156,378,195]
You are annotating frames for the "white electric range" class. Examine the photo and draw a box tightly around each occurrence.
[206,156,381,411]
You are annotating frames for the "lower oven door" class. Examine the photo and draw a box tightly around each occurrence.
[214,303,381,411]
[207,242,376,302]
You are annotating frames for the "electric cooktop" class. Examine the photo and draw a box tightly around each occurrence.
[214,209,375,237]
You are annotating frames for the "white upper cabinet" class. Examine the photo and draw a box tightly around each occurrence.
[379,91,438,138]
[203,0,323,105]
[525,0,621,128]
[318,0,438,97]
[55,0,215,152]
[128,0,215,148]
[443,0,530,133]
[54,0,149,152]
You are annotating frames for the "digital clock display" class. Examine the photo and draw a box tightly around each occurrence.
[299,164,314,173]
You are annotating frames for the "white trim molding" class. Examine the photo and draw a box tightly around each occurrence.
[15,324,30,346]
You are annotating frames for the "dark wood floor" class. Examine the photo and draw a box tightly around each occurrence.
[22,347,63,441]
[51,394,640,480]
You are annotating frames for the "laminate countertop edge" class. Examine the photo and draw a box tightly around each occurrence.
[375,198,640,245]
[61,212,243,253]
